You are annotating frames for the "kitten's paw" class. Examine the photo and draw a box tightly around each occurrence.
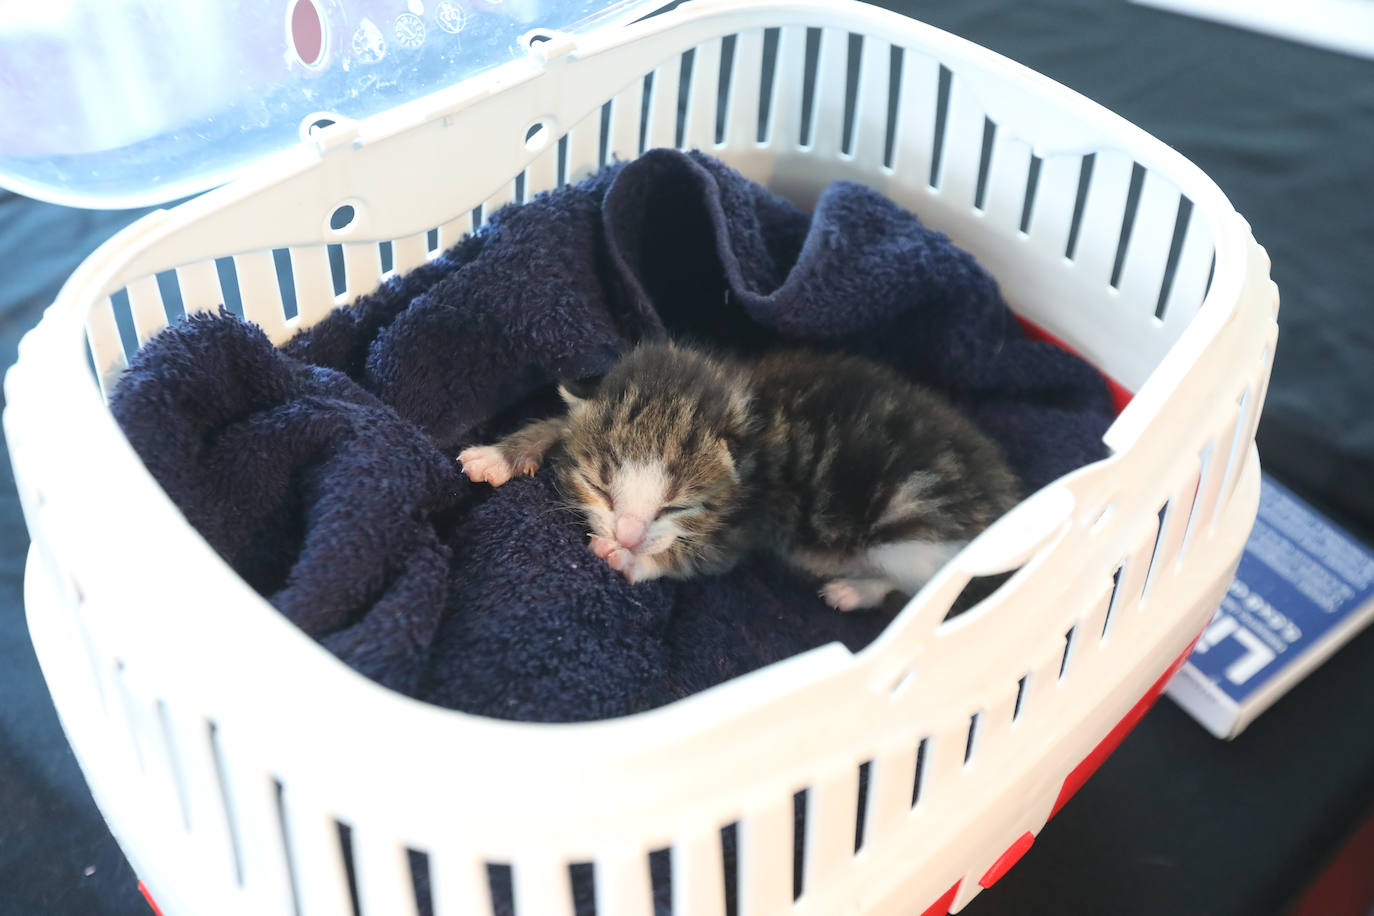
[821,578,890,612]
[605,547,637,577]
[590,536,617,560]
[511,453,542,477]
[601,546,661,584]
[458,446,513,487]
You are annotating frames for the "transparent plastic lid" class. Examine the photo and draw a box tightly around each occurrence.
[0,0,665,208]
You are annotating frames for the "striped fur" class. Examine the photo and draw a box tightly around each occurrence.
[460,342,1021,609]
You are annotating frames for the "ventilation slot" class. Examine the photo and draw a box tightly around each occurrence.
[648,847,672,913]
[1064,153,1096,260]
[1215,387,1253,519]
[1155,196,1194,319]
[1179,442,1214,561]
[339,823,363,916]
[208,722,246,886]
[469,206,484,237]
[943,568,1018,622]
[408,850,433,916]
[111,661,147,775]
[708,36,736,146]
[973,117,996,211]
[799,28,822,146]
[378,240,394,276]
[1109,162,1147,288]
[108,288,140,361]
[1059,625,1078,680]
[1141,502,1171,602]
[154,699,193,832]
[963,712,981,765]
[598,100,613,167]
[721,821,740,916]
[1020,154,1043,234]
[570,862,596,914]
[425,228,440,253]
[639,73,654,154]
[154,270,186,324]
[883,45,903,168]
[676,48,696,149]
[927,64,952,188]
[793,789,808,900]
[1101,564,1125,639]
[854,760,872,852]
[911,738,929,808]
[840,33,863,155]
[1013,675,1029,721]
[488,865,514,915]
[213,258,243,317]
[273,249,299,320]
[1091,502,1117,535]
[326,244,346,298]
[272,780,306,916]
[757,27,780,143]
[513,171,527,205]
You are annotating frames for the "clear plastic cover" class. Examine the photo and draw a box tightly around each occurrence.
[0,0,663,208]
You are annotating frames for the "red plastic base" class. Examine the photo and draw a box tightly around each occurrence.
[137,881,164,916]
[1050,636,1201,820]
[919,881,962,916]
[979,831,1035,888]
[1018,317,1135,415]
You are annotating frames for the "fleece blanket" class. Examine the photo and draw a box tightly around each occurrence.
[110,148,1113,911]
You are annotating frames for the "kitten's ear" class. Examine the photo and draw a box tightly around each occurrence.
[557,376,599,408]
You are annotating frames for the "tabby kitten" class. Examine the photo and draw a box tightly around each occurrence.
[459,342,1020,610]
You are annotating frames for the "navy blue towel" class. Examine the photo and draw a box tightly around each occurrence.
[110,148,1115,720]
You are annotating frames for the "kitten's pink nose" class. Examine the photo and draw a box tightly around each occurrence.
[614,514,647,550]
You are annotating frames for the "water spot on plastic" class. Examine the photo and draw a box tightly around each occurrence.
[394,11,426,49]
[436,1,468,33]
[353,17,387,64]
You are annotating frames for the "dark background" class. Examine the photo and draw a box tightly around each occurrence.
[2,0,1371,913]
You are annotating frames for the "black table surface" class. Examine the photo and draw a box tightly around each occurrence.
[2,1,1371,914]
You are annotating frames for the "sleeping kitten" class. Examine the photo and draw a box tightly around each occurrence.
[458,343,1020,611]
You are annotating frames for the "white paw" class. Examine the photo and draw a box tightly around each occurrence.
[458,445,513,487]
[605,547,636,576]
[821,579,888,612]
[595,542,660,584]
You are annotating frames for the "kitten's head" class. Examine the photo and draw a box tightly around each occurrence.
[555,344,753,562]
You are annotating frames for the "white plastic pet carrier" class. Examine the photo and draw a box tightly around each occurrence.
[5,0,1278,913]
